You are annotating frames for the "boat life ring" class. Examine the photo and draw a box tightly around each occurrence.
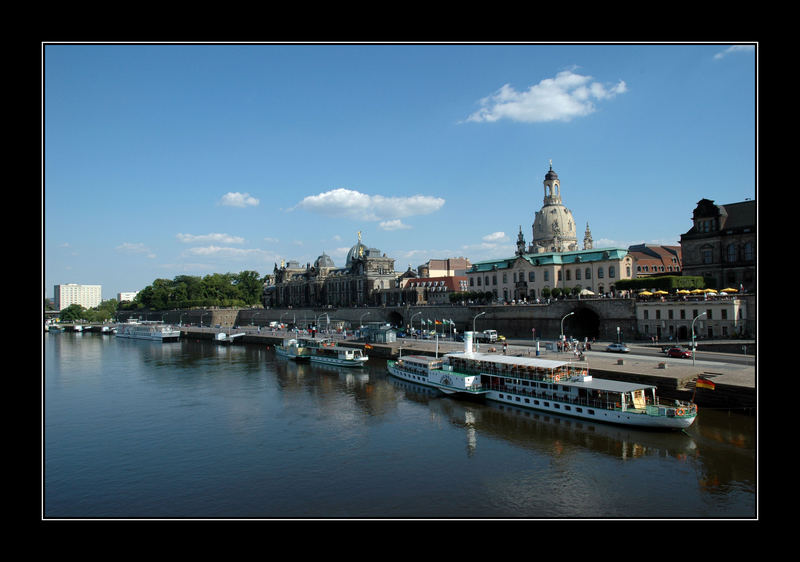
[676,408,685,416]
[554,374,560,382]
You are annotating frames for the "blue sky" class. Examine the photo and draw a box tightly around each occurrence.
[43,43,756,301]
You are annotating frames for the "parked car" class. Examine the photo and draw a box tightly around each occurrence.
[606,343,630,353]
[666,347,692,358]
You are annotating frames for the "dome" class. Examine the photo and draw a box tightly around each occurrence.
[314,253,335,269]
[531,163,578,253]
[346,242,368,268]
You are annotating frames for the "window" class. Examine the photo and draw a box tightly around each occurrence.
[609,266,616,278]
[743,242,753,261]
[585,268,591,280]
[529,271,535,282]
[727,244,737,263]
[598,267,604,279]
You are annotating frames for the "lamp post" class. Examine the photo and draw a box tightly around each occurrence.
[472,311,486,333]
[410,311,422,337]
[560,311,575,345]
[691,311,706,366]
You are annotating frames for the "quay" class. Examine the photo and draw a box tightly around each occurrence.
[177,325,756,414]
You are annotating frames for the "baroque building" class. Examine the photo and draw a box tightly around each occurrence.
[468,163,630,301]
[263,232,397,308]
[679,198,756,291]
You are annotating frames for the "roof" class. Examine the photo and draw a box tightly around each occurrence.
[468,247,629,272]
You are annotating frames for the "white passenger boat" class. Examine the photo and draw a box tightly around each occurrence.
[387,332,697,430]
[275,338,311,361]
[115,322,181,342]
[307,339,368,368]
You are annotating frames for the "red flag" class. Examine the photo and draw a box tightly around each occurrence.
[696,377,715,390]
[364,344,373,350]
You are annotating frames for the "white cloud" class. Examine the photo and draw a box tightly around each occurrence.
[219,192,259,207]
[714,45,755,60]
[182,245,279,262]
[177,233,245,244]
[295,188,445,221]
[116,242,156,259]
[379,219,412,231]
[466,69,627,124]
[482,231,507,242]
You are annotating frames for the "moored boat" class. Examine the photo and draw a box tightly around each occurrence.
[306,339,368,368]
[387,332,697,430]
[115,322,181,342]
[275,337,311,361]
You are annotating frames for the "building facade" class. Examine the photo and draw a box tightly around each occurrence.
[636,297,749,341]
[467,248,633,302]
[628,244,682,277]
[54,284,102,311]
[466,163,631,301]
[679,198,756,291]
[264,232,397,308]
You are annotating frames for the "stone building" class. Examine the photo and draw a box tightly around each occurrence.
[263,232,397,308]
[628,244,682,277]
[636,297,749,341]
[679,198,756,291]
[467,248,633,302]
[526,161,586,254]
[467,163,631,301]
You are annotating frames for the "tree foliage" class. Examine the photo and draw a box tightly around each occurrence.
[120,271,266,311]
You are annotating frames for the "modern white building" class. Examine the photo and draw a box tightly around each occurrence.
[117,291,139,303]
[54,284,102,311]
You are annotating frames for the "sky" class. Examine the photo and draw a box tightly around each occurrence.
[43,42,757,301]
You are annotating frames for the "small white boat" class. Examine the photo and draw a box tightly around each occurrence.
[115,322,181,342]
[387,332,697,430]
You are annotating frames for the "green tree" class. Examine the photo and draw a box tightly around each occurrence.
[59,304,85,322]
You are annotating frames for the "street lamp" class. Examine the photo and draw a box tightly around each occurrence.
[472,311,486,333]
[560,311,575,344]
[691,311,707,366]
[410,311,422,336]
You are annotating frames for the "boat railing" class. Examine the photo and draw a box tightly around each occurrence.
[489,383,696,418]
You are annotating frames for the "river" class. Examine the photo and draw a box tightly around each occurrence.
[43,332,756,519]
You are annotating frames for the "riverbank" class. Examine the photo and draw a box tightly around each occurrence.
[178,326,756,414]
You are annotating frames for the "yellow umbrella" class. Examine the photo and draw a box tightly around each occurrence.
[639,291,653,296]
[654,290,668,295]
[721,288,738,293]
[691,289,705,294]
[704,288,717,293]
[677,289,690,294]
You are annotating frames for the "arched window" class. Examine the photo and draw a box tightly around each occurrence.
[585,268,592,280]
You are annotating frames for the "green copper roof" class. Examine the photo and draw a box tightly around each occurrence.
[469,248,629,272]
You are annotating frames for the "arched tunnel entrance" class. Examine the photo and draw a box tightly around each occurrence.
[387,310,404,329]
[563,307,600,341]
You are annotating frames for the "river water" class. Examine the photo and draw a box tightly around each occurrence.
[43,332,757,519]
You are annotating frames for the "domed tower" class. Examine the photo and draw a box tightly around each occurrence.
[530,161,578,253]
[345,231,368,269]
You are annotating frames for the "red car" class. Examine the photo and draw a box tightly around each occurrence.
[666,347,692,358]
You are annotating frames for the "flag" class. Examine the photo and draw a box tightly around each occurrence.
[364,344,373,350]
[435,320,441,325]
[696,377,715,390]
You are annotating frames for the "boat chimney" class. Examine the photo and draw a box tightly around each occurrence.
[464,331,474,355]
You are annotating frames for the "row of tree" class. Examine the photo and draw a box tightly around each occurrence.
[121,271,266,311]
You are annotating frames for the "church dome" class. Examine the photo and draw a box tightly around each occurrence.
[530,163,578,253]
